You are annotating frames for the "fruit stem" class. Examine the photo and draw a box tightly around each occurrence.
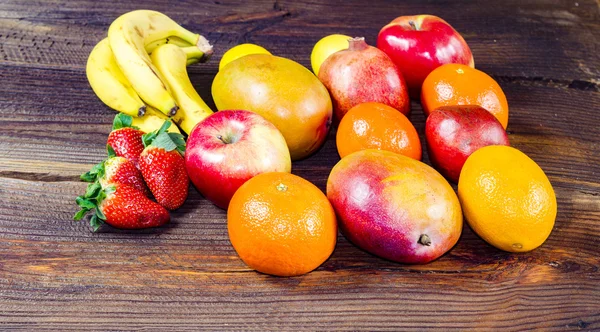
[216,135,228,144]
[181,46,205,66]
[408,20,418,31]
[418,234,431,246]
[180,46,205,60]
[216,133,239,144]
[348,37,368,51]
[195,35,214,62]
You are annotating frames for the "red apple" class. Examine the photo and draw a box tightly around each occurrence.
[185,110,291,209]
[318,37,409,123]
[425,105,510,183]
[377,15,474,98]
[327,149,462,264]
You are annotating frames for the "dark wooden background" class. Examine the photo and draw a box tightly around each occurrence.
[1,0,599,330]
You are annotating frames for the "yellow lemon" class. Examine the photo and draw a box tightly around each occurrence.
[311,34,351,76]
[219,43,271,71]
[458,145,557,252]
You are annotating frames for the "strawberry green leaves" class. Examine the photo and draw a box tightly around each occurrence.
[142,120,186,155]
[112,113,140,130]
[152,132,178,152]
[80,161,105,182]
[168,132,186,155]
[107,145,117,158]
[73,182,113,232]
[80,145,118,183]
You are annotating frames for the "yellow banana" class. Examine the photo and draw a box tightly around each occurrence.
[108,10,213,116]
[145,35,192,54]
[151,44,214,134]
[131,107,181,134]
[86,35,198,117]
[146,36,206,66]
[86,38,146,117]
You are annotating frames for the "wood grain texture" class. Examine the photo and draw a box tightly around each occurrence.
[0,0,599,330]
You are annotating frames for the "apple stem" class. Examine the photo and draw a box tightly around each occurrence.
[408,20,417,30]
[216,135,229,144]
[348,37,368,51]
[418,234,431,246]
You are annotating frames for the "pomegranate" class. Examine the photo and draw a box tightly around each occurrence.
[318,37,410,122]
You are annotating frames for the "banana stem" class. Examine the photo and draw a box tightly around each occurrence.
[181,46,206,59]
[186,58,199,66]
[181,46,212,64]
[178,30,201,47]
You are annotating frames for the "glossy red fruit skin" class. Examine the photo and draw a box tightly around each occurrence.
[377,15,474,99]
[327,150,462,264]
[318,37,410,123]
[103,157,150,197]
[139,147,189,210]
[185,110,291,209]
[425,105,510,183]
[107,128,145,168]
[99,183,170,229]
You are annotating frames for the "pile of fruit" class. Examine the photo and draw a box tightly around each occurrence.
[76,10,557,277]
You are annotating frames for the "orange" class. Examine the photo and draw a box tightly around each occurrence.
[458,146,557,252]
[227,172,337,277]
[336,102,421,160]
[421,64,509,128]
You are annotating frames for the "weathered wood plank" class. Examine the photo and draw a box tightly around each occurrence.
[0,175,599,330]
[0,0,599,330]
[0,0,598,85]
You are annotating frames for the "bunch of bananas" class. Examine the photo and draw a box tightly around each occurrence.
[86,10,214,134]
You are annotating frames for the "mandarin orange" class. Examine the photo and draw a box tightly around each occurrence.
[421,64,509,128]
[227,172,337,277]
[336,102,421,159]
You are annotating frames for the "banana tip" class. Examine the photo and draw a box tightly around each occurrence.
[169,106,179,116]
[138,106,147,117]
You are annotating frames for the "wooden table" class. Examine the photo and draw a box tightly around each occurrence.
[1,0,599,330]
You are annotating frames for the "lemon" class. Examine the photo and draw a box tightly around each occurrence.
[219,43,271,71]
[458,145,557,252]
[311,34,351,76]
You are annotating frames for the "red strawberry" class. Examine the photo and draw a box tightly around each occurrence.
[107,114,145,168]
[74,182,169,231]
[81,155,150,197]
[139,120,189,210]
[101,156,150,196]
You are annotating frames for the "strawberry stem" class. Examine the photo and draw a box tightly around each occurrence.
[142,119,186,154]
[112,113,140,130]
[80,161,105,182]
[73,183,114,232]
